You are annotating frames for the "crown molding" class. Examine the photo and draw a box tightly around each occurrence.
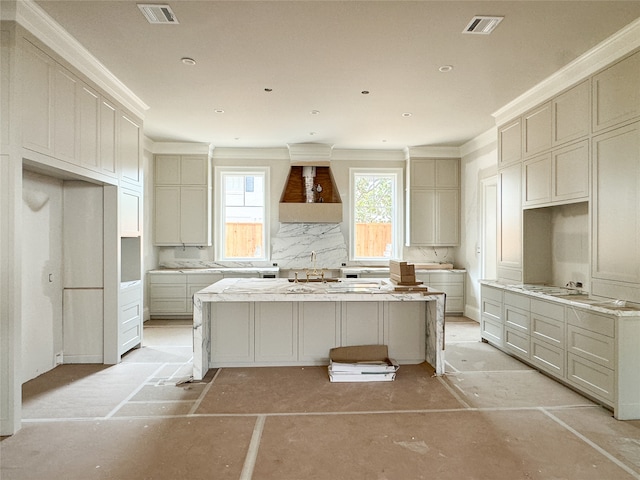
[493,17,640,126]
[331,149,406,162]
[460,127,497,158]
[14,0,148,119]
[212,147,290,161]
[151,142,212,155]
[406,146,461,159]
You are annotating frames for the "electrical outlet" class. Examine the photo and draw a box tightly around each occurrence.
[576,282,583,288]
[55,352,63,365]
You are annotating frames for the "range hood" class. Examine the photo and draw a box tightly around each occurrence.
[279,144,343,223]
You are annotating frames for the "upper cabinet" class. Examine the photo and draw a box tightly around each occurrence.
[523,102,552,158]
[154,154,211,246]
[592,50,640,133]
[406,157,460,246]
[498,119,522,168]
[553,80,590,146]
[20,38,142,184]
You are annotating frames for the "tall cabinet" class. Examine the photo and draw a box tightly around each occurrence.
[154,153,212,246]
[406,156,460,246]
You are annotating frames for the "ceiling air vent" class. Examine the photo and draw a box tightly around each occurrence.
[137,4,179,24]
[463,16,503,35]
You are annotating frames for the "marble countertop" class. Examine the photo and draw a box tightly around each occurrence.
[340,267,466,274]
[148,267,280,274]
[194,277,445,302]
[481,280,640,316]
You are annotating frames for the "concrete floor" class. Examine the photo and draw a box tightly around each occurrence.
[2,317,640,479]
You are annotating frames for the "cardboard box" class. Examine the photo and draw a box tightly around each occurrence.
[328,345,399,382]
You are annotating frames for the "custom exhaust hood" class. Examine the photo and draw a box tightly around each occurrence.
[279,144,343,223]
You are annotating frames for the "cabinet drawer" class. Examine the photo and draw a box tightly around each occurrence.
[150,284,187,298]
[566,308,614,337]
[504,327,530,359]
[429,272,463,284]
[505,305,530,332]
[481,317,503,346]
[531,298,564,320]
[150,298,188,313]
[567,353,615,403]
[186,273,223,285]
[148,273,186,284]
[531,338,564,377]
[531,313,564,346]
[505,291,530,310]
[481,285,502,303]
[481,299,502,323]
[567,325,615,369]
[430,283,463,297]
[445,296,464,313]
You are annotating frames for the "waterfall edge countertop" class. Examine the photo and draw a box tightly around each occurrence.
[148,267,279,275]
[192,278,447,380]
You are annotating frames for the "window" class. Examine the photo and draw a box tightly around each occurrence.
[216,167,269,261]
[350,168,403,260]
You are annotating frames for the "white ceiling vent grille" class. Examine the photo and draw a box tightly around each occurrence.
[463,16,503,35]
[137,4,179,24]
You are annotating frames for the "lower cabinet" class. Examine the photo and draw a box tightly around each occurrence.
[209,300,427,367]
[416,271,465,314]
[480,284,504,346]
[148,272,224,316]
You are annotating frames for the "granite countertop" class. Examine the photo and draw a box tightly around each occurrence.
[481,280,640,316]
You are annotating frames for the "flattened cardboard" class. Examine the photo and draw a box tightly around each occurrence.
[328,345,399,382]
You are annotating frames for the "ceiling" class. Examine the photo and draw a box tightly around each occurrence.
[33,1,640,150]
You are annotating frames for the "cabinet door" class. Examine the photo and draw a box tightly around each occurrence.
[78,84,100,171]
[341,302,383,346]
[99,99,117,176]
[154,186,181,245]
[211,302,253,363]
[386,302,425,362]
[592,123,640,284]
[155,155,181,185]
[552,140,589,202]
[53,66,77,163]
[592,50,640,132]
[435,189,459,245]
[553,80,590,146]
[120,188,141,237]
[118,113,142,186]
[524,102,552,158]
[22,40,54,155]
[435,159,460,188]
[523,153,552,206]
[180,186,210,245]
[409,158,436,188]
[497,163,523,280]
[298,302,340,362]
[498,119,522,167]
[255,302,297,362]
[409,189,436,245]
[181,155,208,185]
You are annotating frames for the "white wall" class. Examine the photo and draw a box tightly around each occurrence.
[458,130,498,321]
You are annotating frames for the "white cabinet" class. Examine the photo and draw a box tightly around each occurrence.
[498,119,522,167]
[148,272,223,316]
[118,113,142,187]
[78,84,100,171]
[530,299,565,377]
[119,282,143,356]
[523,102,552,158]
[523,140,589,207]
[406,157,460,246]
[497,162,523,282]
[53,66,77,163]
[503,291,531,359]
[592,122,640,299]
[341,301,384,346]
[298,302,340,362]
[99,99,117,177]
[120,188,142,237]
[386,302,425,362]
[592,50,640,133]
[480,284,503,347]
[211,302,254,363]
[154,154,211,246]
[553,80,590,146]
[255,302,298,363]
[415,271,465,314]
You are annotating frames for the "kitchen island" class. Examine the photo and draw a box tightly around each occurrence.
[192,278,446,380]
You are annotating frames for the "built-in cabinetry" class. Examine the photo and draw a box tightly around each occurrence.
[406,157,460,246]
[480,284,640,420]
[209,300,426,367]
[148,272,223,317]
[415,271,465,314]
[154,154,211,246]
[497,162,523,282]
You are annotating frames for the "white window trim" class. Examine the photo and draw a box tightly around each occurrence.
[349,167,404,261]
[214,166,270,262]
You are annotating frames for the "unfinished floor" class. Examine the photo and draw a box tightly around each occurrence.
[2,317,640,480]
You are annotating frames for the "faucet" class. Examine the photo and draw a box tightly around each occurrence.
[304,250,325,282]
[310,251,318,275]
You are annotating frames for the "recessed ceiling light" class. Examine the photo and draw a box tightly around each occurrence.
[402,113,412,117]
[439,65,453,73]
[361,90,370,95]
[309,132,317,136]
[310,110,320,115]
[214,109,224,114]
[264,88,273,92]
[181,57,196,65]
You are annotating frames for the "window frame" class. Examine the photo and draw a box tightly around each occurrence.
[215,166,270,262]
[349,167,404,262]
